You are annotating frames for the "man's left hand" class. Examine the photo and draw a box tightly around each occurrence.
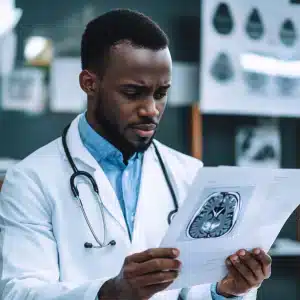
[217,248,272,298]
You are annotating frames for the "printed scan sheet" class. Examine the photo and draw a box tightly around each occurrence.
[160,167,300,290]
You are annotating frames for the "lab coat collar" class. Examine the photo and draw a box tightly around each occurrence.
[61,114,100,171]
[59,115,127,232]
[59,114,160,236]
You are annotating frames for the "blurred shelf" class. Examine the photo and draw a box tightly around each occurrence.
[269,238,300,257]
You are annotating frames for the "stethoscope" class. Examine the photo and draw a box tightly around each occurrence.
[62,124,179,249]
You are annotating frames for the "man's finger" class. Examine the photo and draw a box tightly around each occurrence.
[134,270,179,287]
[128,258,181,277]
[237,250,265,282]
[225,259,250,291]
[252,248,272,278]
[126,248,180,264]
[229,254,257,287]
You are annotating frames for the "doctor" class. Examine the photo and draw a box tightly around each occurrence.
[0,9,271,300]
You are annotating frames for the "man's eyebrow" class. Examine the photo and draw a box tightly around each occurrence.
[119,83,146,88]
[119,83,171,89]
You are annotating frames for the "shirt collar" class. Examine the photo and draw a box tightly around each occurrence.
[78,113,142,164]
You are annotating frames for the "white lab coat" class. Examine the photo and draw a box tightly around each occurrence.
[0,115,258,300]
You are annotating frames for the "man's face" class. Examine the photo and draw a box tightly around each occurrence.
[82,42,172,156]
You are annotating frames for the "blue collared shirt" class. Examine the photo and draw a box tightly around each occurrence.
[78,114,241,300]
[78,114,143,239]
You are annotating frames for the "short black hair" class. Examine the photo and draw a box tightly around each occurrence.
[81,9,169,71]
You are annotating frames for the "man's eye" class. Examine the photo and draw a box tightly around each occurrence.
[122,89,141,98]
[154,92,167,100]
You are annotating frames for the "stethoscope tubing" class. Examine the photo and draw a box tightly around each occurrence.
[62,124,179,248]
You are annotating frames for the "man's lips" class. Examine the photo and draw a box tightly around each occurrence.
[130,123,157,138]
[131,124,157,131]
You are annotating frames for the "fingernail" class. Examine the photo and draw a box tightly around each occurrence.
[172,249,179,256]
[253,249,261,255]
[177,260,182,269]
[239,250,246,256]
[231,255,239,262]
[226,259,232,266]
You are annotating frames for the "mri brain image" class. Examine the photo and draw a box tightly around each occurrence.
[276,76,297,96]
[212,2,234,35]
[187,192,240,239]
[210,52,234,83]
[244,71,268,92]
[280,19,297,47]
[245,8,264,40]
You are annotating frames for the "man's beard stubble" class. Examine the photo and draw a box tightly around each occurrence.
[94,101,155,156]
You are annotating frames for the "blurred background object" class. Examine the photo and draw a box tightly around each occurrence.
[0,0,300,299]
[0,0,22,76]
[24,36,53,66]
[49,57,85,113]
[235,119,281,168]
[1,68,46,115]
[200,0,300,117]
[0,0,22,36]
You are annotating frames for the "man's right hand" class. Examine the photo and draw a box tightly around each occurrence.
[98,248,181,300]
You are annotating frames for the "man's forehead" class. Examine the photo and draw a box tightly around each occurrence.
[108,42,172,70]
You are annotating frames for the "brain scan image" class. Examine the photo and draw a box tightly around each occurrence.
[187,192,240,239]
[245,8,264,40]
[280,19,297,47]
[244,71,268,92]
[212,2,234,35]
[276,76,297,96]
[210,52,234,83]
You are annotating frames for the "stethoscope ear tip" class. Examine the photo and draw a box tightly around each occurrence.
[84,240,116,248]
[109,240,116,246]
[84,242,93,248]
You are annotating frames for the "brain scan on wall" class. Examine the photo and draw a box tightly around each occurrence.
[279,19,297,47]
[187,192,240,239]
[210,52,234,83]
[276,76,298,96]
[244,71,268,92]
[202,0,300,117]
[245,8,264,40]
[212,2,234,35]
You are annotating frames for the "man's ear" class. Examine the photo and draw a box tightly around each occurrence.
[79,70,97,96]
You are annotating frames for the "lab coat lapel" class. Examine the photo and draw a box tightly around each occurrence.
[63,115,99,170]
[93,168,128,233]
[131,144,175,251]
[60,115,128,233]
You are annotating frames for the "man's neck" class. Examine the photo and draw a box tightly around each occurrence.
[85,112,136,162]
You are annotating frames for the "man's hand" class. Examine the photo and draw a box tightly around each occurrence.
[98,248,181,300]
[217,248,272,298]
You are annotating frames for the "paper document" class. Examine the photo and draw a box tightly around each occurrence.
[160,167,300,290]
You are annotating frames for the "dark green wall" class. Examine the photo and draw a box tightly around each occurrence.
[0,0,201,159]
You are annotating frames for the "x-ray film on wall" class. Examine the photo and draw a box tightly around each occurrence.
[235,123,281,168]
[200,0,300,117]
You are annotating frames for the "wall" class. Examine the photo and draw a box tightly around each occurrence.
[0,0,201,159]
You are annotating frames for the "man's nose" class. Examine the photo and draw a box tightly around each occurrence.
[138,98,159,118]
